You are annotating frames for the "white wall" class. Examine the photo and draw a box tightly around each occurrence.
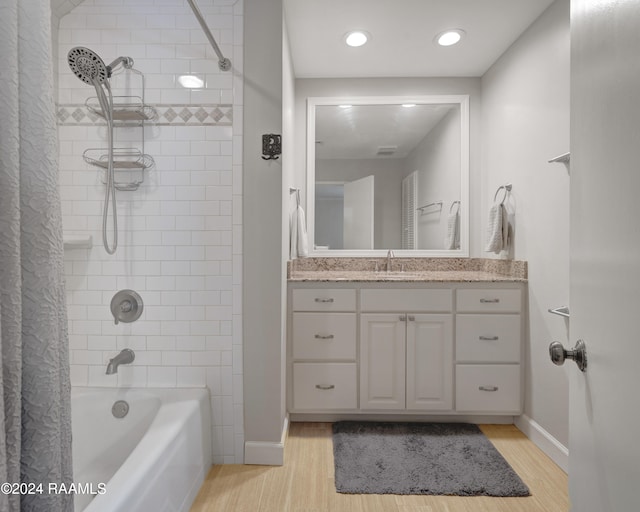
[242,0,287,465]
[57,0,244,464]
[404,108,461,250]
[481,0,570,458]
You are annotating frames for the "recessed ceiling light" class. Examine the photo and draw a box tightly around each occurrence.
[402,103,416,108]
[435,29,465,47]
[345,31,369,47]
[339,104,352,109]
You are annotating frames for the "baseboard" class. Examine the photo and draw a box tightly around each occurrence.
[244,414,289,466]
[515,414,568,473]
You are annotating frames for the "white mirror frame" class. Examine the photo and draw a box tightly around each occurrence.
[306,95,470,257]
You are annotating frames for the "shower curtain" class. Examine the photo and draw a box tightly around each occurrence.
[0,0,73,511]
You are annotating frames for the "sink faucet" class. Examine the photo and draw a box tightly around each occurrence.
[106,348,135,375]
[386,249,394,272]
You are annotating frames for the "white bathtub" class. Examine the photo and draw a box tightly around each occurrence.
[71,387,212,512]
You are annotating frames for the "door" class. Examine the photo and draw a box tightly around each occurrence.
[360,314,405,409]
[568,2,640,510]
[406,314,453,410]
[343,175,374,249]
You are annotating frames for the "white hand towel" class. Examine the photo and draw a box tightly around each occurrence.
[289,207,298,259]
[502,204,510,250]
[485,202,505,253]
[444,210,460,250]
[296,205,309,258]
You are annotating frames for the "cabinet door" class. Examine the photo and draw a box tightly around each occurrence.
[406,314,453,410]
[360,314,406,409]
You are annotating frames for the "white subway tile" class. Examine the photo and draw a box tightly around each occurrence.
[146,276,176,291]
[70,365,89,387]
[177,367,206,387]
[146,336,176,351]
[177,335,206,351]
[161,291,191,305]
[161,350,191,366]
[159,321,191,336]
[116,336,147,351]
[88,366,117,387]
[147,366,177,387]
[117,366,148,387]
[59,0,242,461]
[206,336,233,352]
[175,245,205,260]
[133,351,163,366]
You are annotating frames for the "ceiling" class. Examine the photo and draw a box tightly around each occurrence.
[316,103,455,160]
[284,0,556,78]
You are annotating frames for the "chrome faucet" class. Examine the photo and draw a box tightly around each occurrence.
[386,249,394,272]
[106,348,135,375]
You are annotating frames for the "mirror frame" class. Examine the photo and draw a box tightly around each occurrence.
[306,95,470,257]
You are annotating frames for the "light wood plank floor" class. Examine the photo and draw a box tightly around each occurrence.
[191,423,569,512]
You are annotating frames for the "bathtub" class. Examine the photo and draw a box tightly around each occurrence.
[71,387,212,512]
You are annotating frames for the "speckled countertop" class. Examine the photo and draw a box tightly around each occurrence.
[288,258,527,283]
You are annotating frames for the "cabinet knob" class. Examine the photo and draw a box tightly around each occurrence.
[479,335,499,341]
[407,315,415,321]
[315,384,335,390]
[480,298,500,304]
[399,315,407,321]
[314,298,334,303]
[314,334,334,340]
[479,385,499,392]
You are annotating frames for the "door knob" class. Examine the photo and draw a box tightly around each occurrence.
[549,339,587,372]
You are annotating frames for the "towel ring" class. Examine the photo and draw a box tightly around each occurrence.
[449,200,460,214]
[493,183,512,205]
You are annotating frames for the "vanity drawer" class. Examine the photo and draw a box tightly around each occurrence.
[455,364,521,413]
[456,315,521,363]
[456,289,521,313]
[292,313,356,360]
[360,288,452,312]
[292,289,356,311]
[292,363,357,410]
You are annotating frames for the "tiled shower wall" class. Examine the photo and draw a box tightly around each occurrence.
[56,0,243,464]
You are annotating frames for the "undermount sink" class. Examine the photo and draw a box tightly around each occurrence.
[377,272,425,280]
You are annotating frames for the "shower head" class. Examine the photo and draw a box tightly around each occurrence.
[67,47,109,85]
[67,47,134,85]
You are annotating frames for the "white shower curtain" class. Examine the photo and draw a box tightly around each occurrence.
[0,0,73,511]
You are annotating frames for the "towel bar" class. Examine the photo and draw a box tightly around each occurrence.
[493,183,512,205]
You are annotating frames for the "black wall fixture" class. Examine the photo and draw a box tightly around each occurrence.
[262,134,281,160]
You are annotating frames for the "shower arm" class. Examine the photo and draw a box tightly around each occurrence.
[106,56,134,76]
[187,0,232,71]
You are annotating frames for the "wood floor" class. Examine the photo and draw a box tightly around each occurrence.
[190,422,569,512]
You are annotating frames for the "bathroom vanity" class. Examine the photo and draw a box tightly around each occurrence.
[287,258,527,421]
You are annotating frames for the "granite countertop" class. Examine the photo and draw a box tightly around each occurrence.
[288,270,525,283]
[287,258,527,283]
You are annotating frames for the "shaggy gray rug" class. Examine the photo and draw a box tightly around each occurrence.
[332,421,530,496]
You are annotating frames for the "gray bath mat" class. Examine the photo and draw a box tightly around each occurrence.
[332,421,530,496]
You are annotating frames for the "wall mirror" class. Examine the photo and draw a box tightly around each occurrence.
[306,95,469,257]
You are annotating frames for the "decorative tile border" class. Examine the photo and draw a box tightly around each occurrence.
[57,104,233,126]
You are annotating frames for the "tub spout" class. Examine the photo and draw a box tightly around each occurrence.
[106,348,135,375]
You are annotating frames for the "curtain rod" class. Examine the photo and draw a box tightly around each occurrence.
[187,0,232,71]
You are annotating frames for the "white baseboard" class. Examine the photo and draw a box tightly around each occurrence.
[244,415,289,466]
[515,414,568,473]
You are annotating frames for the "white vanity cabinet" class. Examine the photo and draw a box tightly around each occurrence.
[359,289,453,411]
[290,289,358,411]
[454,288,523,414]
[287,281,525,419]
